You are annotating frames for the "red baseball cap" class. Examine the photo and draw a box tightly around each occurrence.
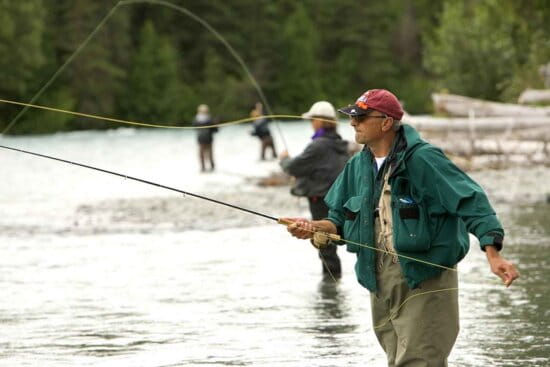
[338,89,404,120]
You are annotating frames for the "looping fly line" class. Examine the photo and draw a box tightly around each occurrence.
[0,98,340,130]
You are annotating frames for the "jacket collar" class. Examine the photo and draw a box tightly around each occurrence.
[361,124,426,178]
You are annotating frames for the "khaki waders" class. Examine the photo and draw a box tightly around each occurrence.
[370,171,459,367]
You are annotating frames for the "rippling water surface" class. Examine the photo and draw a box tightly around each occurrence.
[1,123,549,366]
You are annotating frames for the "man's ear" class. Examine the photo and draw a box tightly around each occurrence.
[382,116,394,132]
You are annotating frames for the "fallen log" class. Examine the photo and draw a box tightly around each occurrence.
[518,89,550,105]
[436,139,547,156]
[432,93,550,117]
[406,115,550,132]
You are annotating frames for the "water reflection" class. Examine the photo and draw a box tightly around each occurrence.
[315,279,346,322]
[477,202,550,365]
[512,202,550,236]
[302,279,360,361]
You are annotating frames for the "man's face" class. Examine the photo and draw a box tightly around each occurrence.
[349,111,388,145]
[311,118,323,131]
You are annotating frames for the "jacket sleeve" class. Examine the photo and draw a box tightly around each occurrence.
[409,146,504,250]
[279,141,322,177]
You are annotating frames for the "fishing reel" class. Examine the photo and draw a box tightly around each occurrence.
[311,231,341,249]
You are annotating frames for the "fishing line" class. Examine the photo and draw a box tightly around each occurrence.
[340,238,457,272]
[1,2,123,135]
[118,0,288,150]
[1,0,289,150]
[372,287,459,330]
[0,98,338,129]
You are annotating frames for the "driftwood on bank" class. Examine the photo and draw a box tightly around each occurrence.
[406,115,550,132]
[518,89,550,105]
[406,115,550,170]
[432,93,550,117]
[424,93,550,169]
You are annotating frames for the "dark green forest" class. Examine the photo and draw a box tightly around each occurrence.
[0,0,548,134]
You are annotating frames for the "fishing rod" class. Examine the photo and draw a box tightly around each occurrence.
[0,144,280,222]
[1,144,463,273]
[1,144,348,285]
[0,144,340,239]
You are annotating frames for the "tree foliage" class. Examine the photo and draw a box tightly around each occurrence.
[0,0,548,134]
[122,21,182,125]
[276,3,322,114]
[425,0,549,102]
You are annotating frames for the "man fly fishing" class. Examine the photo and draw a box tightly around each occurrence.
[282,89,519,366]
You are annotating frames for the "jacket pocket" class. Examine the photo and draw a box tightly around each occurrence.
[342,196,362,253]
[391,183,431,252]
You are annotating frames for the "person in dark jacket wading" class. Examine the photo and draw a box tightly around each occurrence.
[250,102,277,160]
[283,89,519,366]
[279,101,349,279]
[192,104,218,172]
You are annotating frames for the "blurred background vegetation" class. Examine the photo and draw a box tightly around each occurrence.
[0,0,549,134]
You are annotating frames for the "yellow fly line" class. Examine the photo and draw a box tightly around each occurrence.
[0,98,341,130]
[291,223,460,323]
[315,230,458,273]
[0,94,456,275]
[345,237,458,272]
[372,287,459,329]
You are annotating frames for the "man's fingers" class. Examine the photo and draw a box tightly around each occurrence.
[498,265,519,287]
[503,272,515,287]
[285,219,314,239]
[497,271,510,286]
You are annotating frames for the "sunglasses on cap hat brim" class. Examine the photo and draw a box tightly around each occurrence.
[337,104,369,117]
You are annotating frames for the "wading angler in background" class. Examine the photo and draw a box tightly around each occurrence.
[283,89,519,366]
[279,101,349,279]
[192,104,218,172]
[250,102,277,160]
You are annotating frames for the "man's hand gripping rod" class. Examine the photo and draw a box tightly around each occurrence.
[277,218,341,249]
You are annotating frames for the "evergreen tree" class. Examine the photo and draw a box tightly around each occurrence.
[501,0,550,101]
[277,3,322,113]
[122,21,182,125]
[0,0,47,131]
[312,0,410,108]
[49,0,130,130]
[424,0,518,101]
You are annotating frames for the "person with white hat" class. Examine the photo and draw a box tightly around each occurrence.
[279,101,350,279]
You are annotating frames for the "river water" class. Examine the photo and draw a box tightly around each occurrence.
[1,122,549,366]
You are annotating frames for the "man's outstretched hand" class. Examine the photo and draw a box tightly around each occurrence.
[485,246,520,287]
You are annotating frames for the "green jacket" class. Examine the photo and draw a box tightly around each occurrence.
[325,124,503,292]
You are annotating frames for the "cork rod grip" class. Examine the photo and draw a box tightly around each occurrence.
[277,218,341,241]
